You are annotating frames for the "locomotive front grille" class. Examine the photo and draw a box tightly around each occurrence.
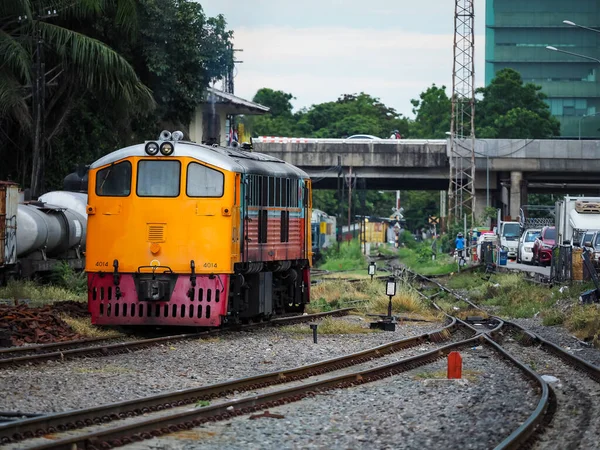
[147,224,166,242]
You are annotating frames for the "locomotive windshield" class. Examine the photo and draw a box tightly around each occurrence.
[96,161,131,196]
[187,162,224,197]
[137,160,181,197]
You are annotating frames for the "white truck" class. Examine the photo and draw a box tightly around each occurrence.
[497,220,521,258]
[555,196,600,246]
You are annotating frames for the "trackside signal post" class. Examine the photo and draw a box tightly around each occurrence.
[370,277,398,331]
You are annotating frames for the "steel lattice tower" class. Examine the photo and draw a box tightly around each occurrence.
[448,0,476,226]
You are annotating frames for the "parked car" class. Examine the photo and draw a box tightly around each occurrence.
[517,228,541,264]
[345,134,381,140]
[532,226,556,266]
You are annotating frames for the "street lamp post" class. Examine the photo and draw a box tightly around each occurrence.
[545,46,600,64]
[563,20,600,35]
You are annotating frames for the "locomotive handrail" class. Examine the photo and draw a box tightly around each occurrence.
[136,265,173,274]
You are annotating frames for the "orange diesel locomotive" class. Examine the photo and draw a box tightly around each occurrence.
[86,131,312,327]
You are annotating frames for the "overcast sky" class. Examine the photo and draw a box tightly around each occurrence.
[199,0,486,118]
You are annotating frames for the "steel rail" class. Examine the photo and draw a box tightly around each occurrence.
[0,317,463,444]
[0,309,355,369]
[502,321,600,381]
[0,337,119,358]
[413,267,600,448]
[19,327,549,450]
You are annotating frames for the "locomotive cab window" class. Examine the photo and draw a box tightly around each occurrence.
[96,161,132,196]
[137,160,181,197]
[187,163,224,197]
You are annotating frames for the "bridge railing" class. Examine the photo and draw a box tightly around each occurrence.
[253,137,447,145]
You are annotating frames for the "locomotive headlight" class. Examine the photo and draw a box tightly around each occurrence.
[160,142,174,156]
[145,142,159,156]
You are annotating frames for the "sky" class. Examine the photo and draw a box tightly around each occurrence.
[199,0,486,118]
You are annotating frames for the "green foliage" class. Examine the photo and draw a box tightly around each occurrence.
[476,69,561,139]
[246,91,410,139]
[542,309,565,326]
[396,245,457,276]
[0,280,86,305]
[0,0,233,191]
[136,0,233,125]
[409,84,451,138]
[416,245,433,262]
[253,88,295,117]
[400,191,439,231]
[0,0,154,191]
[318,239,367,271]
[399,230,417,249]
[51,262,87,295]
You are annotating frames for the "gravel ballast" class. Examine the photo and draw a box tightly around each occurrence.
[511,317,600,367]
[121,346,538,450]
[0,317,446,414]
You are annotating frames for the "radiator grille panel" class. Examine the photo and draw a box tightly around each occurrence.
[147,224,165,242]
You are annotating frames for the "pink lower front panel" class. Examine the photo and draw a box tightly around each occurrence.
[88,273,229,326]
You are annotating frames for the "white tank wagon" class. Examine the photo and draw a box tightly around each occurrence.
[1,186,88,281]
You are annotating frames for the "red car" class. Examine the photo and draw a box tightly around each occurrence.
[532,226,556,266]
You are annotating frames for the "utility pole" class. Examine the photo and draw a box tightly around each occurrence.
[224,45,243,146]
[337,156,342,250]
[347,166,352,241]
[448,0,476,226]
[28,8,57,197]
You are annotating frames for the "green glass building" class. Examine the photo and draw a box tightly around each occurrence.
[485,0,600,138]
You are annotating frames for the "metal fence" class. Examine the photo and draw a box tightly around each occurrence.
[550,245,572,283]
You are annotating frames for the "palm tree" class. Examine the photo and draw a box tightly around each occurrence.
[0,0,153,195]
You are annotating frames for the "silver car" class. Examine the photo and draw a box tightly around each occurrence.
[517,228,541,264]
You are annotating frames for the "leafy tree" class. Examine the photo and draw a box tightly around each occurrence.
[0,0,154,195]
[243,88,298,137]
[134,0,233,126]
[409,84,451,138]
[476,68,560,138]
[399,191,439,232]
[301,93,409,138]
[0,0,234,192]
[252,88,294,117]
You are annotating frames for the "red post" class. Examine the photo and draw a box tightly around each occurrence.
[447,351,462,379]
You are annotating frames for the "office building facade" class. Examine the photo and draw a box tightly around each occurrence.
[485,0,600,138]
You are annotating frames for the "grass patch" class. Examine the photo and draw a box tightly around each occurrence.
[0,280,86,305]
[281,316,374,334]
[414,369,481,382]
[60,315,123,338]
[396,246,458,276]
[463,273,557,319]
[541,309,565,326]
[317,239,367,271]
[307,278,441,321]
[566,304,600,345]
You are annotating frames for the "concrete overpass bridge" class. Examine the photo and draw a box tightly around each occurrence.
[252,137,600,220]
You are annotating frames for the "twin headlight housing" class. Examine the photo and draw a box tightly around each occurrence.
[144,130,182,156]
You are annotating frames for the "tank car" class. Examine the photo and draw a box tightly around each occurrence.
[85,132,312,327]
[0,182,87,281]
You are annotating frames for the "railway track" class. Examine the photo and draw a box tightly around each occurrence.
[1,317,467,447]
[1,313,556,450]
[4,268,598,449]
[0,309,354,369]
[411,268,600,448]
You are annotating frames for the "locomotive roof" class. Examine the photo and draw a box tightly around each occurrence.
[90,141,309,179]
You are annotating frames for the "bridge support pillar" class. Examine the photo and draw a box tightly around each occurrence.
[510,171,527,220]
[474,190,488,226]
